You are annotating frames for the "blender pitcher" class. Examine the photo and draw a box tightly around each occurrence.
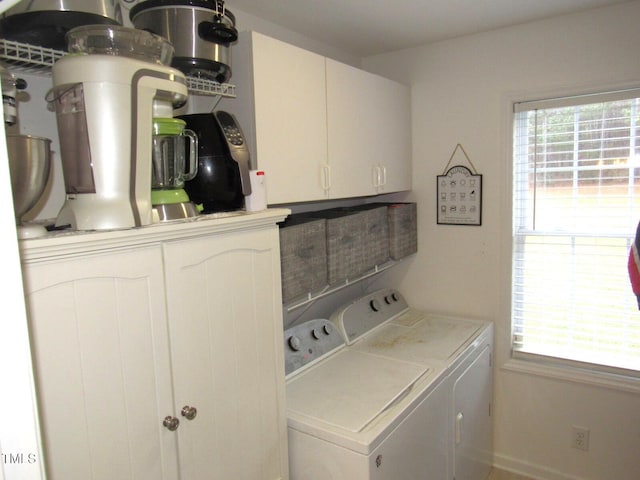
[152,117,197,189]
[151,117,199,220]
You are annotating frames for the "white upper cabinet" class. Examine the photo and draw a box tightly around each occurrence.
[231,31,328,204]
[326,58,412,198]
[229,31,412,205]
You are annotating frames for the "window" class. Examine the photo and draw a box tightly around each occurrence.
[512,89,640,376]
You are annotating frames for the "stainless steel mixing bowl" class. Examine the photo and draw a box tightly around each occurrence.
[7,134,52,222]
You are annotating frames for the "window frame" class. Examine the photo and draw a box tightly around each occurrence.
[508,87,640,383]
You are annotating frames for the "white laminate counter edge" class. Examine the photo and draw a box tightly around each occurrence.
[19,208,291,262]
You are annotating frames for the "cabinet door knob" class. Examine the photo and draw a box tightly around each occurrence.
[372,165,380,187]
[321,164,331,191]
[163,416,180,431]
[455,412,464,445]
[181,405,198,420]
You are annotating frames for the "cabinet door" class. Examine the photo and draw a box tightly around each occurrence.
[162,226,288,480]
[245,31,328,204]
[452,345,493,480]
[326,59,412,198]
[23,247,177,480]
[373,74,412,194]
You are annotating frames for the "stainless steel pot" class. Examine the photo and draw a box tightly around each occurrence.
[131,0,237,83]
[0,0,122,50]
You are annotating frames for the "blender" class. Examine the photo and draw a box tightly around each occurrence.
[51,25,189,230]
[151,116,199,221]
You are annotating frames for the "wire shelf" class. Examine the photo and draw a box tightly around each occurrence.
[186,76,236,97]
[0,38,236,97]
[0,39,63,74]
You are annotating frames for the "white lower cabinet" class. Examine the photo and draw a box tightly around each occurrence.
[24,246,177,480]
[20,210,290,480]
[163,227,288,479]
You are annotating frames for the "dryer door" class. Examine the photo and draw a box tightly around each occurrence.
[452,344,493,480]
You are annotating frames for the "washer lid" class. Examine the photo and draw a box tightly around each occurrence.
[286,349,429,433]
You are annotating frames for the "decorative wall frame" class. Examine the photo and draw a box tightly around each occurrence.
[437,144,483,226]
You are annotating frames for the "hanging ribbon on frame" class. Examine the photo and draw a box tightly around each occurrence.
[436,144,483,226]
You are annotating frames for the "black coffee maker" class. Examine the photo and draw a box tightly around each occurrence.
[177,111,252,213]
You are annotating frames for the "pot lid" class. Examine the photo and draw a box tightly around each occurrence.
[66,25,174,65]
[130,0,235,23]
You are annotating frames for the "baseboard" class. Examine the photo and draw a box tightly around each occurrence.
[493,453,584,480]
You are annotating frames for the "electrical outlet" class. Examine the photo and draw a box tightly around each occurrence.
[571,425,590,451]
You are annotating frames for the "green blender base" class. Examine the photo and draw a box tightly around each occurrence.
[151,189,199,222]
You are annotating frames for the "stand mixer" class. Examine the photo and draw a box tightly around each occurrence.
[51,25,189,230]
[2,65,53,239]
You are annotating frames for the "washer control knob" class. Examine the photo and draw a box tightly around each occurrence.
[384,295,392,304]
[370,299,381,312]
[323,323,333,335]
[312,328,322,340]
[288,335,302,351]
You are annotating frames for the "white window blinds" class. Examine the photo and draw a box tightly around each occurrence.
[512,89,640,376]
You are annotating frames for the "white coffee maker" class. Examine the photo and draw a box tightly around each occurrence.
[51,25,188,230]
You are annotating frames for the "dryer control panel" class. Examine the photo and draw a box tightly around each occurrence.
[330,289,409,344]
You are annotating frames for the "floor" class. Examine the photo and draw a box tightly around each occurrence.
[488,468,535,480]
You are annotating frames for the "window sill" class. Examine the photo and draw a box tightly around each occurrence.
[502,357,640,394]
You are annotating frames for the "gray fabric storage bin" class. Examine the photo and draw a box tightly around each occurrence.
[279,215,328,303]
[348,204,390,268]
[368,202,418,260]
[387,203,418,259]
[310,205,389,285]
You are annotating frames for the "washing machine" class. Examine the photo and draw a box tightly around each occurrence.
[283,289,493,480]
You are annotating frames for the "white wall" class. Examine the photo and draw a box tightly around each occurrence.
[364,2,640,479]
